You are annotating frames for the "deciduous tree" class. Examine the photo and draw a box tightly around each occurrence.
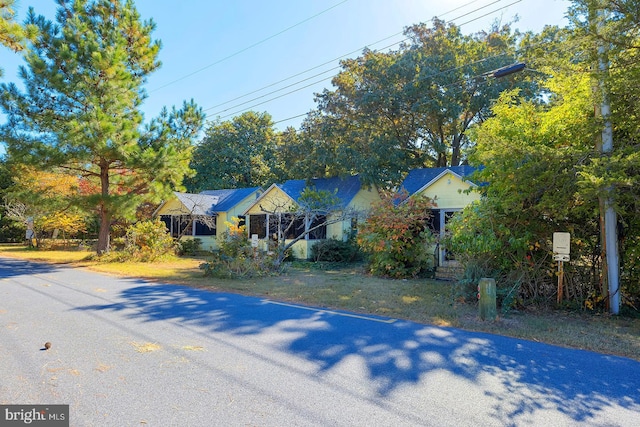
[449,14,640,308]
[3,165,87,246]
[185,111,281,192]
[258,188,355,268]
[303,19,534,187]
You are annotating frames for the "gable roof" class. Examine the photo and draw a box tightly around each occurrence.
[200,187,261,212]
[278,175,364,209]
[400,166,479,197]
[171,187,261,215]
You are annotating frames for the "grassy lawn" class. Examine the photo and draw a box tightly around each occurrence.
[1,243,639,361]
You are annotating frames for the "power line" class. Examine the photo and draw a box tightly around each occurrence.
[203,0,500,116]
[149,0,350,93]
[207,0,525,122]
[204,31,404,112]
[156,0,483,97]
[206,0,494,113]
[458,0,522,27]
[271,59,517,127]
[203,67,339,114]
[274,113,308,125]
[216,78,332,120]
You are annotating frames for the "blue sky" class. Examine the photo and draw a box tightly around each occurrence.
[1,0,569,132]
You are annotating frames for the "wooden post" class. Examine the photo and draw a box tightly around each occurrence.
[478,278,497,321]
[557,260,564,304]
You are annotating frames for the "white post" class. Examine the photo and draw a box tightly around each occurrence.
[597,6,620,314]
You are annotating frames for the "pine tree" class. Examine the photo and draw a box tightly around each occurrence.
[0,0,29,53]
[0,0,204,253]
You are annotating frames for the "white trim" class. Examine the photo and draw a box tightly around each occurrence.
[242,183,292,215]
[413,169,478,196]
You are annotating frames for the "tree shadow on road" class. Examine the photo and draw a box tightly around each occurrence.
[0,256,60,279]
[73,282,640,425]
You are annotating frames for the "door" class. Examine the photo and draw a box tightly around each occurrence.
[428,209,461,266]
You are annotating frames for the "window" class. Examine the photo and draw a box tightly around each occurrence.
[195,218,216,236]
[444,211,457,231]
[426,209,441,234]
[160,215,172,234]
[269,214,280,240]
[160,215,192,238]
[249,214,267,238]
[175,216,192,237]
[281,214,305,240]
[308,215,327,240]
[426,209,459,236]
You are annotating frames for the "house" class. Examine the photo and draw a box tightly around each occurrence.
[399,166,481,265]
[154,187,262,250]
[243,175,380,259]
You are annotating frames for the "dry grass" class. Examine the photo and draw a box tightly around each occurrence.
[1,244,639,361]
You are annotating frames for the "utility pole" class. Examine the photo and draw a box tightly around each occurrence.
[595,4,620,314]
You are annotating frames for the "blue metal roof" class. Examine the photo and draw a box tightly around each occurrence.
[279,175,363,209]
[199,187,261,212]
[400,166,479,196]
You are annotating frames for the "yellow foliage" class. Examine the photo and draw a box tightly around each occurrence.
[13,165,79,198]
[224,216,246,237]
[41,212,86,236]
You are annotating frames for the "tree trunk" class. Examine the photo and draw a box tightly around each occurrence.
[96,162,111,254]
[97,211,111,254]
[451,134,462,166]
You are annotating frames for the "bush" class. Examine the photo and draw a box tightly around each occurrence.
[444,200,600,311]
[199,250,282,279]
[310,238,361,262]
[122,219,177,261]
[177,238,202,256]
[357,192,436,278]
[200,217,283,278]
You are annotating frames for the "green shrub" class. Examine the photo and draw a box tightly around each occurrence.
[177,238,202,256]
[199,250,283,279]
[123,219,177,261]
[310,238,361,262]
[200,216,284,278]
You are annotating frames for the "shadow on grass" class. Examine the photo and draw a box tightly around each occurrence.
[73,282,640,425]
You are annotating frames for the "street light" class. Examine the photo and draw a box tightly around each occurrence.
[489,62,526,78]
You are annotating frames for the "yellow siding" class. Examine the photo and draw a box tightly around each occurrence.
[349,185,381,211]
[156,198,190,216]
[216,212,228,231]
[156,189,261,252]
[244,184,382,258]
[418,172,480,209]
[250,239,310,259]
[326,219,347,240]
[321,187,381,242]
[245,186,295,214]
[289,240,311,259]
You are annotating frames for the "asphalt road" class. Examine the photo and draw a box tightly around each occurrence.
[1,257,639,426]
